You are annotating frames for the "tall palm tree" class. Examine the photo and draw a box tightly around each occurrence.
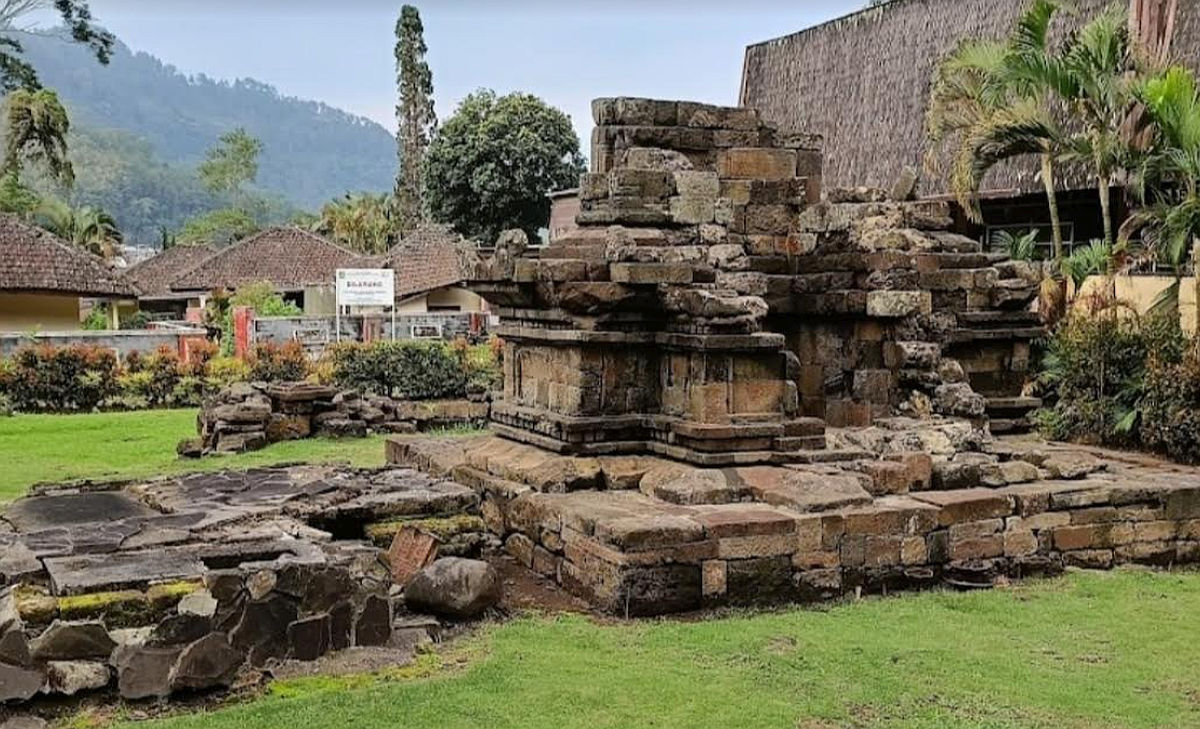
[1123,66,1200,319]
[926,0,1072,268]
[35,197,123,260]
[1059,5,1137,251]
[2,87,72,185]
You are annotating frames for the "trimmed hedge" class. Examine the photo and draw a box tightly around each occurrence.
[323,340,468,400]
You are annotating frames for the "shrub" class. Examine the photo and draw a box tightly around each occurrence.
[0,344,121,412]
[205,356,251,392]
[115,345,184,408]
[323,340,467,399]
[247,340,310,382]
[1036,309,1200,459]
[1139,343,1200,463]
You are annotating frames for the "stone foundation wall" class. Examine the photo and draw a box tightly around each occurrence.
[390,434,1200,616]
[187,382,489,456]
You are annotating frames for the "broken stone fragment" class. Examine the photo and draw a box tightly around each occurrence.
[28,620,116,661]
[934,384,987,418]
[176,590,218,618]
[168,633,244,692]
[404,558,502,620]
[43,660,110,696]
[354,594,392,647]
[148,613,211,647]
[0,662,44,702]
[113,643,183,699]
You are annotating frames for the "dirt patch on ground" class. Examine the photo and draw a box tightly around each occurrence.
[491,554,591,615]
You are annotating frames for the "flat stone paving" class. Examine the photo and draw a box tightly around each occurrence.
[1,465,479,596]
[387,423,1200,615]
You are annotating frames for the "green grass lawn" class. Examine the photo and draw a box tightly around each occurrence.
[120,570,1199,729]
[0,409,386,502]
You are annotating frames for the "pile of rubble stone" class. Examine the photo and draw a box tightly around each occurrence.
[184,382,489,456]
[0,464,503,706]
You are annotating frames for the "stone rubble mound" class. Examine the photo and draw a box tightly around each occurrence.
[185,381,489,456]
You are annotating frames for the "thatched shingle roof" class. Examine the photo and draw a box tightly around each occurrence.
[741,0,1200,196]
[121,243,217,299]
[0,214,134,297]
[170,227,362,293]
[377,224,479,299]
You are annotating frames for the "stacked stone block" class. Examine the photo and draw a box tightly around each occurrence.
[190,381,489,455]
[390,434,1200,616]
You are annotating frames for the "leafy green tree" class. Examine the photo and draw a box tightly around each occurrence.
[425,89,584,242]
[0,0,113,92]
[34,195,122,259]
[177,207,259,247]
[1124,66,1200,319]
[3,86,72,185]
[0,169,35,213]
[926,0,1072,267]
[314,192,399,254]
[199,127,262,197]
[1058,5,1137,251]
[179,128,272,246]
[394,4,435,230]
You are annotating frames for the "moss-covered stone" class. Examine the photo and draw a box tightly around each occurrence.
[365,514,488,548]
[15,585,58,625]
[53,581,200,628]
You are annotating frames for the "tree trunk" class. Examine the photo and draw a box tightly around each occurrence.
[1041,153,1064,268]
[1098,177,1114,251]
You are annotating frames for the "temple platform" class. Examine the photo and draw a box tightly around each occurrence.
[388,425,1200,616]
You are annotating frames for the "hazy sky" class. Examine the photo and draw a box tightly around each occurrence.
[74,0,858,142]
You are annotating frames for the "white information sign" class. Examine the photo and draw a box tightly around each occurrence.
[336,269,394,307]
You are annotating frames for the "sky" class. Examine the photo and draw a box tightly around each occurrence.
[72,0,859,143]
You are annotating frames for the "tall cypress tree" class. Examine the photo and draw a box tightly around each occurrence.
[393,5,436,231]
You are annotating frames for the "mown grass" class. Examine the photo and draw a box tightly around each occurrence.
[123,570,1200,729]
[0,409,387,502]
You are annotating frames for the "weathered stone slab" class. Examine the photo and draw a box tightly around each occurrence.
[5,492,156,533]
[44,550,205,595]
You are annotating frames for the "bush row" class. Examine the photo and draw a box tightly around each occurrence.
[0,337,502,414]
[1035,308,1200,462]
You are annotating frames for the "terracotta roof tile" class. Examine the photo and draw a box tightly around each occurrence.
[170,227,362,292]
[121,244,218,298]
[381,224,480,299]
[0,214,135,297]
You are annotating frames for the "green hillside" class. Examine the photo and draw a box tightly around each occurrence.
[15,29,395,229]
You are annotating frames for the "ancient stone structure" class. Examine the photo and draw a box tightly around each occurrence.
[385,98,1200,616]
[187,381,489,455]
[0,465,494,704]
[392,429,1200,616]
[470,97,1041,472]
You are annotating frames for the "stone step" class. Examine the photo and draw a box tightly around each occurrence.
[949,327,1044,343]
[989,417,1033,435]
[779,448,873,464]
[957,310,1042,327]
[986,396,1042,414]
[775,436,827,451]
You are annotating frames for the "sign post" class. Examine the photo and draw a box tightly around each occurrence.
[335,269,395,343]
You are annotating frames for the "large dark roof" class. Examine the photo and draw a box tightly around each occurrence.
[121,243,217,298]
[376,224,479,299]
[741,0,1200,196]
[0,215,134,297]
[170,227,362,292]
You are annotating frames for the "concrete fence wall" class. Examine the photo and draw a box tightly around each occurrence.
[0,327,209,359]
[251,312,491,355]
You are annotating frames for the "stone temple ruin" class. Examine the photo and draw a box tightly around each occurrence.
[3,98,1200,711]
[390,97,1200,614]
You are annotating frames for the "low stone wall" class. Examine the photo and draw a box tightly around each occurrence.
[389,429,1200,616]
[251,312,489,354]
[185,382,489,456]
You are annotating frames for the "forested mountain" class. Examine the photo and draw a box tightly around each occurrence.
[16,29,395,218]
